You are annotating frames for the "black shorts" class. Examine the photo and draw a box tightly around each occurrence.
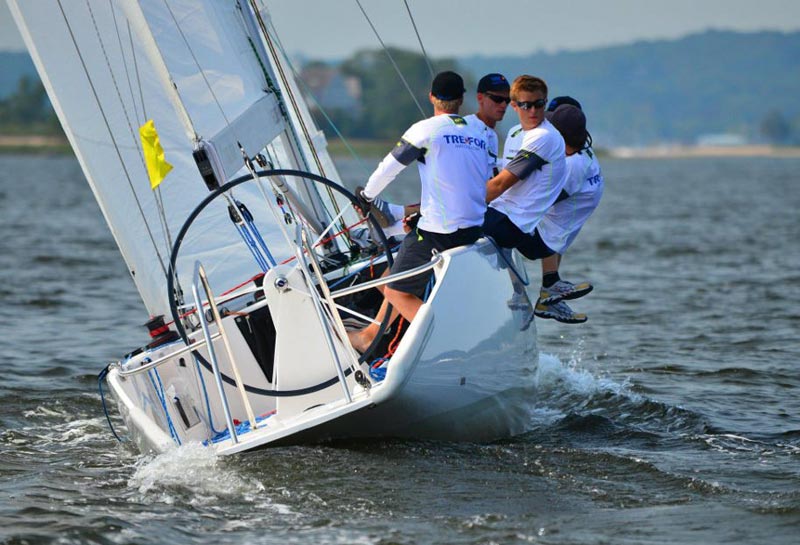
[483,207,555,261]
[387,226,482,296]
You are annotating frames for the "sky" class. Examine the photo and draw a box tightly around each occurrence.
[2,0,800,59]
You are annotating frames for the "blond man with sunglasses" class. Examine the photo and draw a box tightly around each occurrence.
[484,75,567,264]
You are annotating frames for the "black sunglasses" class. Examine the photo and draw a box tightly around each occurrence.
[484,92,511,105]
[515,98,548,110]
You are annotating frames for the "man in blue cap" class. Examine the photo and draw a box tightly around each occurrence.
[466,73,511,177]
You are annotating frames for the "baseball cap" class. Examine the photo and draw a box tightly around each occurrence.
[431,71,465,100]
[547,95,582,112]
[546,104,587,149]
[477,73,510,93]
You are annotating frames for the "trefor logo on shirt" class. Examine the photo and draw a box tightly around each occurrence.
[442,134,487,150]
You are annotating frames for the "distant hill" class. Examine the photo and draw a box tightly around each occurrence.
[459,30,800,145]
[0,51,37,98]
[3,31,799,146]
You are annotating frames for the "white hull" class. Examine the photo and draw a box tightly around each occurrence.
[107,240,538,455]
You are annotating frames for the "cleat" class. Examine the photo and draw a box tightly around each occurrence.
[534,300,587,324]
[538,279,593,305]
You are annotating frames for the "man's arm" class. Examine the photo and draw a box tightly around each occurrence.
[486,149,549,203]
[362,139,425,200]
[486,169,520,203]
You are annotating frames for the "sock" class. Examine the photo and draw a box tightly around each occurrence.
[542,271,560,288]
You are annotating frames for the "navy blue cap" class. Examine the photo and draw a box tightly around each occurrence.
[477,73,510,93]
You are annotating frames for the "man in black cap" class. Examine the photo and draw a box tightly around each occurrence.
[466,73,511,176]
[349,70,491,352]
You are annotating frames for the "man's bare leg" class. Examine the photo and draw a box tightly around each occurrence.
[347,297,399,354]
[384,286,422,322]
[541,253,562,276]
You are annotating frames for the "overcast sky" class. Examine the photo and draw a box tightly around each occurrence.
[3,0,800,58]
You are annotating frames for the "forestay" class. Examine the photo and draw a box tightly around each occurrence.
[8,0,346,317]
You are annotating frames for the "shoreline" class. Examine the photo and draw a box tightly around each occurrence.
[607,144,800,159]
[2,134,799,159]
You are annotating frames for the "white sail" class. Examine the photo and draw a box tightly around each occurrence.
[8,0,346,318]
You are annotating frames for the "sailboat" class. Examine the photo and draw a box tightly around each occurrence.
[8,0,539,454]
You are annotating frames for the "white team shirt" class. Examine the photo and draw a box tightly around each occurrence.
[489,118,567,234]
[465,114,499,175]
[501,124,525,169]
[537,148,604,253]
[363,114,490,234]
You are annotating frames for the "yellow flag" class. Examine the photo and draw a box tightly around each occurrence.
[139,119,173,189]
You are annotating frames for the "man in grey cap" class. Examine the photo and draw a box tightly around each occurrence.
[349,71,491,352]
[533,101,604,324]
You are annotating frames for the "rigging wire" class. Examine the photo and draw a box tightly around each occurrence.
[250,2,353,248]
[106,1,175,256]
[109,2,141,124]
[161,0,231,126]
[402,0,435,79]
[262,18,372,179]
[354,0,426,118]
[60,0,169,278]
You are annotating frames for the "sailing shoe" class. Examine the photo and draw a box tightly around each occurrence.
[520,309,536,331]
[538,279,593,305]
[507,292,533,310]
[534,300,588,324]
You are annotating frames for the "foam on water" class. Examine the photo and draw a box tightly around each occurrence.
[535,351,637,400]
[129,443,267,504]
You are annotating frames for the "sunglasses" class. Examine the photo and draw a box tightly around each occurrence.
[484,92,511,105]
[515,98,548,110]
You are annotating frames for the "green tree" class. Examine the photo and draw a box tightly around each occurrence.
[313,48,462,139]
[0,76,61,134]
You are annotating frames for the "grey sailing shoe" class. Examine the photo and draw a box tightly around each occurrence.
[534,300,588,324]
[538,279,593,305]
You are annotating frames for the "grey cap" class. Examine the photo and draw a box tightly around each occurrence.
[546,104,587,149]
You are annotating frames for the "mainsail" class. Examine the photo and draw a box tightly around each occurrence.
[8,0,346,317]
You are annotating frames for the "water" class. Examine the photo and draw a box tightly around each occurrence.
[1,153,799,544]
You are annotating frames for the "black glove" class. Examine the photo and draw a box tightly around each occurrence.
[355,186,371,216]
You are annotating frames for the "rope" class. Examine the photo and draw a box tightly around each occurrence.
[354,0,426,118]
[97,365,126,443]
[193,357,224,436]
[147,369,182,446]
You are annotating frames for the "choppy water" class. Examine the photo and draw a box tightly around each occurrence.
[1,153,798,544]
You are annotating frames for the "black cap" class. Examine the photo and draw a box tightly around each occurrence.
[477,73,510,93]
[546,104,587,149]
[431,71,465,100]
[547,95,582,112]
